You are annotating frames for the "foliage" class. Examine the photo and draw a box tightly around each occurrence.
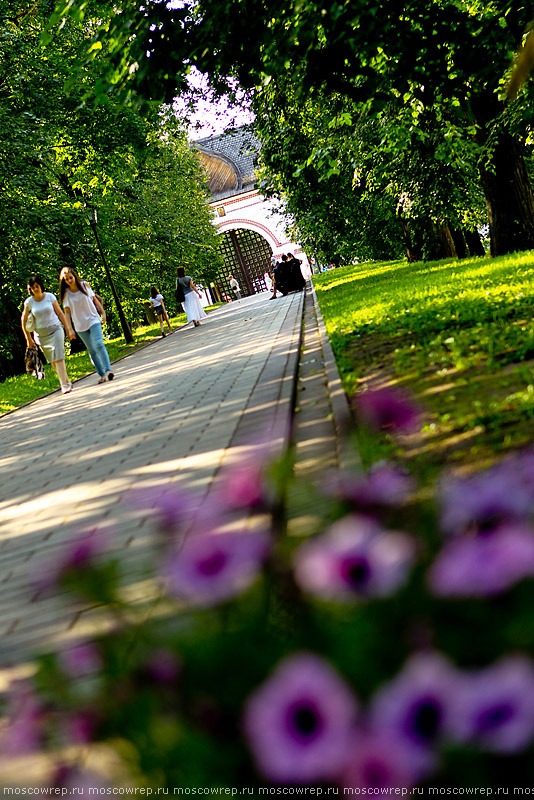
[0,3,220,382]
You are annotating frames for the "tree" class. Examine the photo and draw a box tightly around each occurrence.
[45,0,534,257]
[0,2,220,380]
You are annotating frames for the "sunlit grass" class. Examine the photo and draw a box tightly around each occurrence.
[315,252,534,473]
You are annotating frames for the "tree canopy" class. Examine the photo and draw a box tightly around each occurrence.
[0,1,221,381]
[44,0,534,260]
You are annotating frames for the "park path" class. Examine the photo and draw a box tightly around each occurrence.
[0,291,304,672]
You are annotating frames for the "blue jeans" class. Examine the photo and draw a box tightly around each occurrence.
[77,322,111,377]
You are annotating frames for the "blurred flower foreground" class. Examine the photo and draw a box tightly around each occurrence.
[4,390,534,791]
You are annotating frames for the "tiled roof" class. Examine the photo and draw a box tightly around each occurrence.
[195,125,259,200]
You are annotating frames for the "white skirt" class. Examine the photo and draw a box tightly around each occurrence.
[183,291,207,323]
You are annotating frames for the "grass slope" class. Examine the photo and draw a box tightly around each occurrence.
[315,253,534,476]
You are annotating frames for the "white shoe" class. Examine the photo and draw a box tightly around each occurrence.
[61,383,73,394]
[98,375,106,384]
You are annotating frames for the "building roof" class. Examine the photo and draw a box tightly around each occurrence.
[194,125,260,201]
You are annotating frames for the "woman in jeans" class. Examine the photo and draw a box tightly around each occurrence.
[59,267,115,384]
[21,275,74,394]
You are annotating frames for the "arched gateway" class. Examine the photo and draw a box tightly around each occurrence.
[194,126,306,299]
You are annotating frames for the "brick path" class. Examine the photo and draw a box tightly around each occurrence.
[0,292,304,670]
[0,282,356,682]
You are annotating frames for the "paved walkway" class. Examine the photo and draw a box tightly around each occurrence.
[0,292,304,671]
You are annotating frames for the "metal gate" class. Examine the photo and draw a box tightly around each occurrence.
[216,228,273,298]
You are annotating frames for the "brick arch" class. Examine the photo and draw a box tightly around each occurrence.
[215,218,282,249]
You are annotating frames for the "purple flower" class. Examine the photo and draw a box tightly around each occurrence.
[370,653,460,750]
[355,387,421,433]
[0,680,43,756]
[33,529,107,592]
[130,485,216,541]
[243,653,358,783]
[438,463,532,536]
[63,711,97,744]
[450,656,534,753]
[59,641,102,678]
[429,523,534,597]
[342,730,436,790]
[218,463,266,510]
[144,649,181,683]
[53,766,110,791]
[164,529,269,606]
[326,464,415,516]
[293,515,415,602]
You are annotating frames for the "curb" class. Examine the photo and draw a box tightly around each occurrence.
[309,280,361,472]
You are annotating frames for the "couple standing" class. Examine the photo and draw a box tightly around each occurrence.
[21,267,114,394]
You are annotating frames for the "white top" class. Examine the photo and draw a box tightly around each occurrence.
[63,282,100,332]
[229,278,240,290]
[149,294,164,308]
[24,292,60,330]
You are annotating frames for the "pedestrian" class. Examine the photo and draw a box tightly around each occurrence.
[59,267,115,384]
[149,286,172,337]
[176,267,207,328]
[229,274,242,300]
[21,275,74,394]
[286,252,306,291]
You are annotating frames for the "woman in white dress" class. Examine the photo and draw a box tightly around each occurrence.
[21,275,75,394]
[176,267,207,328]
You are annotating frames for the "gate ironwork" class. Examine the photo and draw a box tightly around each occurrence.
[216,228,272,298]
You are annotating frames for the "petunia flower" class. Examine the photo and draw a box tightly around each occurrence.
[293,515,415,602]
[325,464,415,516]
[243,652,358,783]
[59,641,102,679]
[429,523,534,597]
[450,656,534,753]
[355,387,421,433]
[164,529,269,606]
[342,730,436,790]
[370,653,460,750]
[438,463,532,537]
[32,529,108,592]
[0,680,44,756]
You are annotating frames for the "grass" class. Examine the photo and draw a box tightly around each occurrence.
[0,306,223,415]
[314,252,534,478]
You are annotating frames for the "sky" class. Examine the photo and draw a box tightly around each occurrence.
[173,68,255,140]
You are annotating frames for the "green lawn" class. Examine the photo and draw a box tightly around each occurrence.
[1,306,222,415]
[314,252,534,477]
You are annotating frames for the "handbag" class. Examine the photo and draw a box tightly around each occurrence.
[175,281,185,303]
[25,310,36,333]
[25,347,45,380]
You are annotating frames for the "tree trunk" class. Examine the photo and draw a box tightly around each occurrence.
[464,228,485,257]
[397,214,423,262]
[471,95,534,256]
[450,227,468,259]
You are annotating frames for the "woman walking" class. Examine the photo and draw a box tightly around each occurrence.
[59,267,115,384]
[21,275,74,394]
[176,267,206,328]
[149,286,173,336]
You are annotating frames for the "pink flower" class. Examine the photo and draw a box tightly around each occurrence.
[59,641,102,678]
[450,656,534,753]
[370,653,460,750]
[342,730,435,790]
[164,529,269,606]
[243,653,358,783]
[326,464,415,516]
[355,387,421,433]
[0,680,44,756]
[33,529,107,592]
[429,523,534,597]
[294,515,415,602]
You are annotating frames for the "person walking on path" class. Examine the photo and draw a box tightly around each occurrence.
[59,267,115,384]
[229,275,242,300]
[149,286,173,337]
[21,275,74,394]
[176,267,206,328]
